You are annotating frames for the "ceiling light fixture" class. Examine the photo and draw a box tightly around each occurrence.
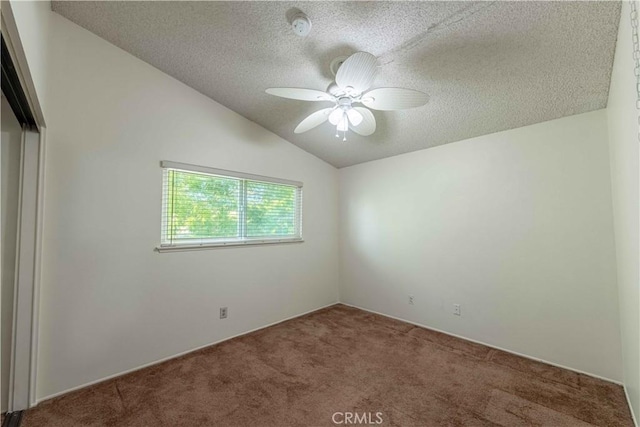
[265,52,429,141]
[327,99,364,141]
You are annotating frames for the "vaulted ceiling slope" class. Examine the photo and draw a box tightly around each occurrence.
[52,1,621,168]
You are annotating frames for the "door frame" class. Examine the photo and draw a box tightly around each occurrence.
[1,0,46,411]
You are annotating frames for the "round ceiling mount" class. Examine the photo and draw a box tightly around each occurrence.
[291,13,311,37]
[330,56,348,77]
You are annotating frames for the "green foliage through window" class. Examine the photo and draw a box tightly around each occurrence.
[162,168,301,245]
[246,181,296,237]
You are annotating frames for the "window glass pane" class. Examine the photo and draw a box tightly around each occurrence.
[161,164,302,247]
[166,170,240,241]
[245,181,296,237]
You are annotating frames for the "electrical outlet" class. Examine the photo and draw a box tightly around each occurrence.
[453,304,461,316]
[408,295,414,305]
[220,307,228,319]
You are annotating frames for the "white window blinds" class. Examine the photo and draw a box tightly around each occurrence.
[159,161,302,250]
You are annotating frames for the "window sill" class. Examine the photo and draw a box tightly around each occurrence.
[155,238,304,253]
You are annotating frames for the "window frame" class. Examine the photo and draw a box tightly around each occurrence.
[157,161,303,252]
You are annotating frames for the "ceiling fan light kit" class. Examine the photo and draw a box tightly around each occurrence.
[266,52,429,141]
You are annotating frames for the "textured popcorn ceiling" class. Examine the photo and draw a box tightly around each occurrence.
[52,1,621,168]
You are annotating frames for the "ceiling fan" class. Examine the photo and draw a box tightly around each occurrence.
[265,52,429,141]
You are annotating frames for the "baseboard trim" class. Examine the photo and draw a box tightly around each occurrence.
[624,385,638,427]
[35,301,339,405]
[33,300,627,407]
[339,302,623,386]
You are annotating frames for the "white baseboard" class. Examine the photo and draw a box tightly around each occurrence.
[34,300,629,413]
[35,301,339,405]
[339,302,623,386]
[624,385,639,427]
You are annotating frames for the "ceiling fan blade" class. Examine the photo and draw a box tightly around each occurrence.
[266,88,334,102]
[361,88,429,111]
[350,107,376,136]
[294,108,334,134]
[335,52,378,95]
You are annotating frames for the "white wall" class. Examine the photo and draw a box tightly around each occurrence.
[607,1,640,420]
[7,0,629,407]
[1,95,22,412]
[25,10,339,400]
[339,110,622,382]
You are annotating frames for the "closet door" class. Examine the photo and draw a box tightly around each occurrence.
[1,92,22,414]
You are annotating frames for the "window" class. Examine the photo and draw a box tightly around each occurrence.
[159,161,302,251]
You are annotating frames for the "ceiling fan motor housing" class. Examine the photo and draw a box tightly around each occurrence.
[338,97,353,109]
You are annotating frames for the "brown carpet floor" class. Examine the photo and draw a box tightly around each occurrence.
[23,304,633,426]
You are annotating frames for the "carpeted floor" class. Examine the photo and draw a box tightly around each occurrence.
[23,304,632,426]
